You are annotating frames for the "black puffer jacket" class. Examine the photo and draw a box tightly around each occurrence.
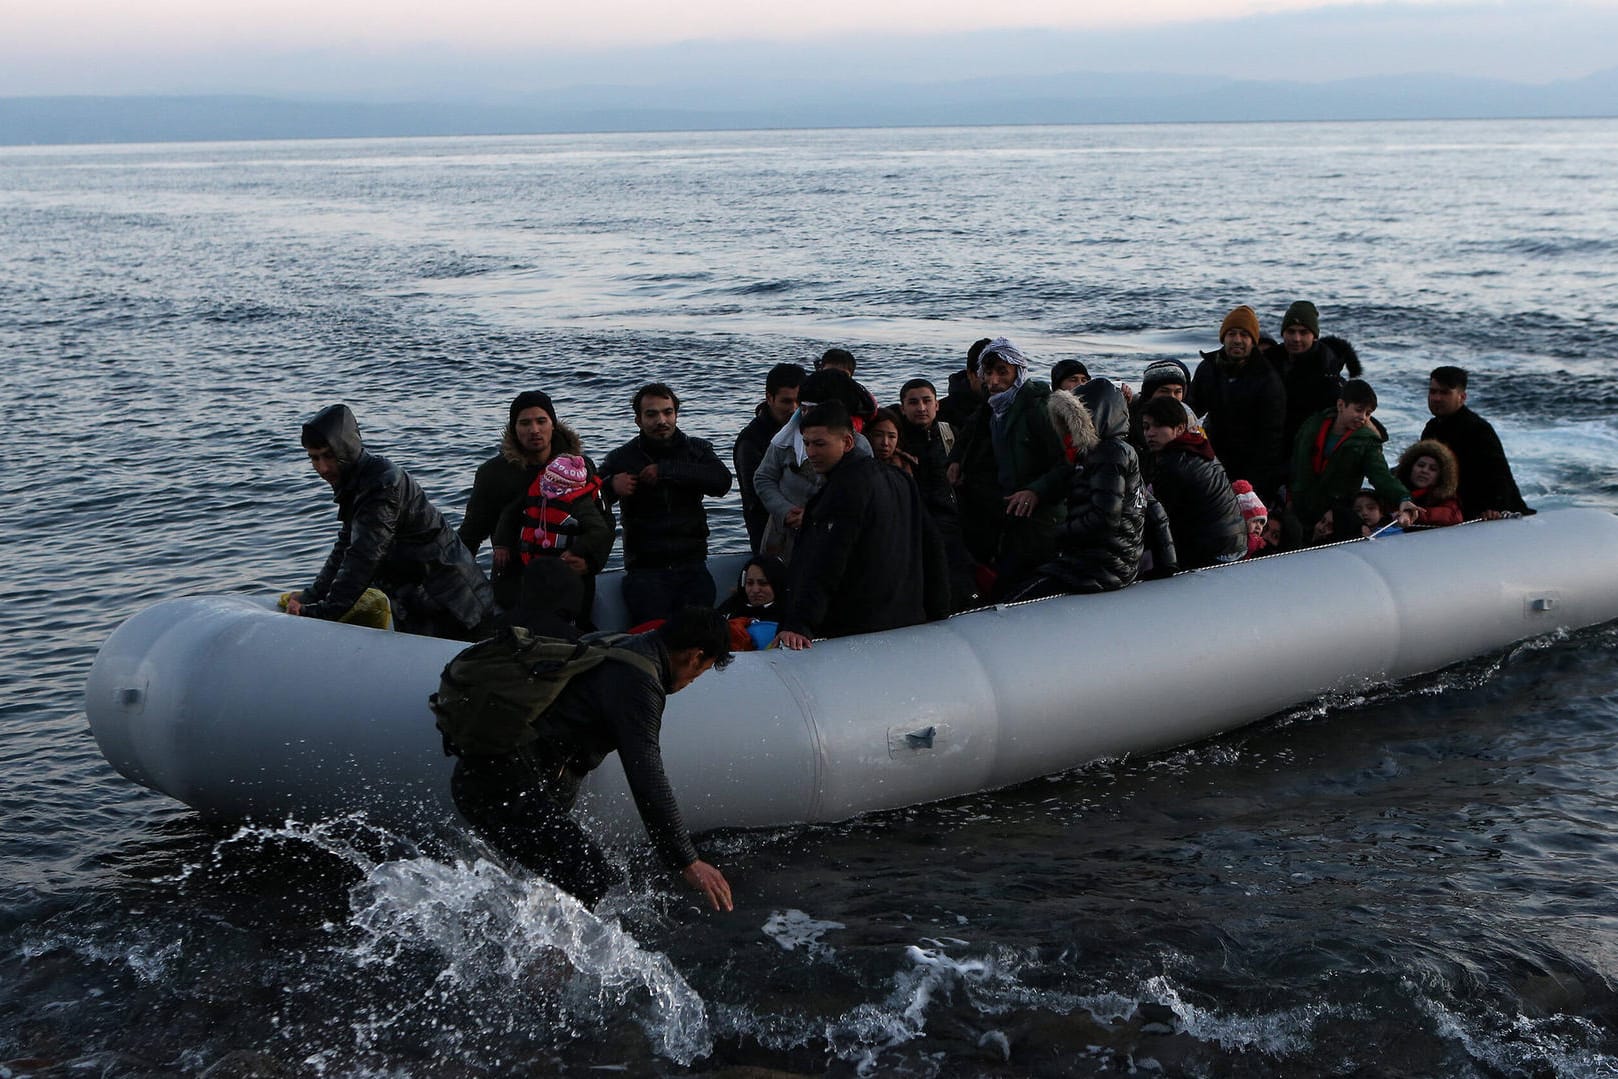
[522,631,699,870]
[1188,349,1287,505]
[1039,379,1147,594]
[1149,432,1246,569]
[600,430,733,570]
[302,404,494,633]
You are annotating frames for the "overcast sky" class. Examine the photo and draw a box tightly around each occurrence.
[5,0,1618,97]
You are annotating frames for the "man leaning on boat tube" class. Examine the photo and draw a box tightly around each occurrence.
[286,404,495,640]
[447,607,736,913]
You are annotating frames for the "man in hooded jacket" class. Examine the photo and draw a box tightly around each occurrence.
[289,404,495,639]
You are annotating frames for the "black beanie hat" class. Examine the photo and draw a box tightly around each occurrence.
[1050,359,1090,386]
[1141,359,1191,395]
[1282,301,1320,337]
[508,390,557,429]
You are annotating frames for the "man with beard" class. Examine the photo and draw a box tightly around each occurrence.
[601,383,733,625]
[459,390,605,610]
[289,404,494,639]
[1188,305,1287,507]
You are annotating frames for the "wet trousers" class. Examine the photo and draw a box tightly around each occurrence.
[450,754,623,907]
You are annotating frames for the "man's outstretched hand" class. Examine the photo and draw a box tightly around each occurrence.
[682,860,733,912]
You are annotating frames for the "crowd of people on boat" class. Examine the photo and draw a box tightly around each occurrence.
[285,300,1533,648]
[279,300,1536,911]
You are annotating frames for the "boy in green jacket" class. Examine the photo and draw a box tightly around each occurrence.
[1290,379,1418,539]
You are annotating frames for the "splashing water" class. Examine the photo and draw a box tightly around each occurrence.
[346,855,713,1066]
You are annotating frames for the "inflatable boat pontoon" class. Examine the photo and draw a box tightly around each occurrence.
[85,509,1618,838]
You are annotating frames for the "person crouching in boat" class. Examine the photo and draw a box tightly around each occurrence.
[287,404,494,640]
[1005,379,1152,601]
[717,554,788,651]
[1394,439,1464,528]
[448,608,735,912]
[458,390,604,611]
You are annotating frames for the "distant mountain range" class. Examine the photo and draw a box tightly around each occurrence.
[3,67,1615,146]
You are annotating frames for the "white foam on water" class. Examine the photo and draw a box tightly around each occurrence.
[345,853,713,1066]
[823,943,1017,1075]
[174,817,713,1068]
[1135,974,1325,1054]
[1419,994,1618,1077]
[762,909,846,957]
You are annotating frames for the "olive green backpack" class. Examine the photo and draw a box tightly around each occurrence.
[429,627,659,756]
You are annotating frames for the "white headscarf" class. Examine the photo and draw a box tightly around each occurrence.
[981,337,1031,420]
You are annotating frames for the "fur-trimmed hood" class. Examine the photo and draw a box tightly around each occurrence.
[500,420,583,467]
[1047,386,1100,460]
[1396,438,1459,500]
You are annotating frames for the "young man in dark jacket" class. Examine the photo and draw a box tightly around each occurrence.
[288,404,494,639]
[774,403,950,649]
[1139,395,1247,569]
[1265,300,1363,451]
[733,363,805,551]
[1188,305,1288,508]
[449,607,735,911]
[1421,366,1532,520]
[601,383,734,625]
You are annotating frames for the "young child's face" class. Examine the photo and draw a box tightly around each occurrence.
[1336,400,1375,434]
[1354,494,1382,526]
[742,567,775,607]
[1410,455,1440,489]
[1141,419,1183,453]
[868,420,899,462]
[1246,515,1267,537]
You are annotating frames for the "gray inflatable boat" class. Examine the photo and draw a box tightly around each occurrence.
[85,509,1618,838]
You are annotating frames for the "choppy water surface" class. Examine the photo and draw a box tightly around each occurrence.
[3,119,1618,1076]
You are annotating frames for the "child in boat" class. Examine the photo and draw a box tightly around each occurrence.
[717,555,789,650]
[1139,394,1246,569]
[1351,489,1402,537]
[1394,439,1464,527]
[1289,378,1417,541]
[1231,480,1271,557]
[510,454,613,635]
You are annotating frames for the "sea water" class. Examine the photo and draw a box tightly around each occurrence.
[3,118,1618,1075]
